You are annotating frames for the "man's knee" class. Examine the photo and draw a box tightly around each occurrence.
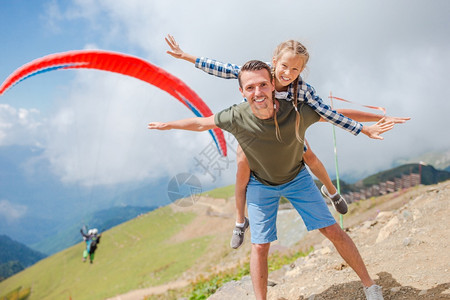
[252,243,270,256]
[319,223,346,241]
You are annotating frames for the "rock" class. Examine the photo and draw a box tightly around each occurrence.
[375,211,394,223]
[412,209,422,221]
[285,266,302,278]
[418,289,428,296]
[362,219,377,229]
[334,263,348,270]
[267,280,277,287]
[376,216,399,243]
[208,276,254,300]
[403,237,412,246]
[318,246,332,255]
[402,210,412,220]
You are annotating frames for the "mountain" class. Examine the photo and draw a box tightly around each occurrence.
[0,204,223,300]
[393,149,450,171]
[358,163,450,188]
[316,163,450,195]
[0,145,172,249]
[0,261,24,282]
[1,178,448,299]
[45,161,444,258]
[0,235,46,281]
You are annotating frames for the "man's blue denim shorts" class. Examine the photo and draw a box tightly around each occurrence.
[246,167,336,244]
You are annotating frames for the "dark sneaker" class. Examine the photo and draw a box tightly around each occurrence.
[364,284,384,300]
[321,185,348,215]
[230,217,249,249]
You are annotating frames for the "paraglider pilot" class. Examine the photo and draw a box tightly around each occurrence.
[80,228,101,264]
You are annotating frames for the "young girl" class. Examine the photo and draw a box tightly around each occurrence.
[165,35,409,249]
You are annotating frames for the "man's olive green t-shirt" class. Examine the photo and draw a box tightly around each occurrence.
[214,99,320,186]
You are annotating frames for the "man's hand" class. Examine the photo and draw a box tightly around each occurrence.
[148,116,216,132]
[148,122,171,130]
[360,118,395,140]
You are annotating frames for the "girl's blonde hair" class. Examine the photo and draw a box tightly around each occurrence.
[273,40,309,143]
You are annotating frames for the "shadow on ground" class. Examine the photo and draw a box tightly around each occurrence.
[290,272,450,300]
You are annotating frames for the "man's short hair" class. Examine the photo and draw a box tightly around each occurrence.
[238,60,273,88]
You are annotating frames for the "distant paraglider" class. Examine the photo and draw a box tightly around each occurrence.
[80,227,101,264]
[0,50,227,156]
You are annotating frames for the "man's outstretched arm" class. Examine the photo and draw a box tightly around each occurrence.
[148,115,217,132]
[335,109,410,124]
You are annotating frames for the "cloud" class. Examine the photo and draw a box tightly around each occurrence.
[15,0,450,185]
[0,199,27,223]
[0,104,43,147]
[38,70,226,187]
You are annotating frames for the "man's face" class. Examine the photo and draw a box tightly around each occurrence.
[239,69,275,120]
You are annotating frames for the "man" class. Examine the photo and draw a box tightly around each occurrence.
[80,228,101,264]
[148,60,392,300]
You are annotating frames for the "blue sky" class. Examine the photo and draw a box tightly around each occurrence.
[1,1,450,206]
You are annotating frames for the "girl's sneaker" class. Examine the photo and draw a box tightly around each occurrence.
[321,185,348,214]
[230,217,249,249]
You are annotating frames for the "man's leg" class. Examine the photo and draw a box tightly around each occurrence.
[230,144,251,249]
[246,175,279,299]
[250,242,270,300]
[319,223,374,287]
[286,170,382,299]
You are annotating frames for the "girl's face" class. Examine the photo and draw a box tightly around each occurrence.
[272,51,305,91]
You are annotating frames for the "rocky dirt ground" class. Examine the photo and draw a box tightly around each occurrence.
[109,181,450,300]
[209,181,450,299]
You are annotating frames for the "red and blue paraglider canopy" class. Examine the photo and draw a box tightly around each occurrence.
[0,50,227,156]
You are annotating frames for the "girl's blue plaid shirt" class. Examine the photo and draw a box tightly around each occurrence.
[195,57,363,136]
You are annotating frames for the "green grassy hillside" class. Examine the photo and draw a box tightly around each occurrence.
[0,206,213,300]
[201,184,235,199]
[32,205,157,255]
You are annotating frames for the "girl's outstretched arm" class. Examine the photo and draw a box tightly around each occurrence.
[148,115,217,132]
[165,34,197,63]
[165,34,241,79]
[296,84,363,136]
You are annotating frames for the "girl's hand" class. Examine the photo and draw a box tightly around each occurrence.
[165,34,185,59]
[361,118,395,140]
[164,34,197,63]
